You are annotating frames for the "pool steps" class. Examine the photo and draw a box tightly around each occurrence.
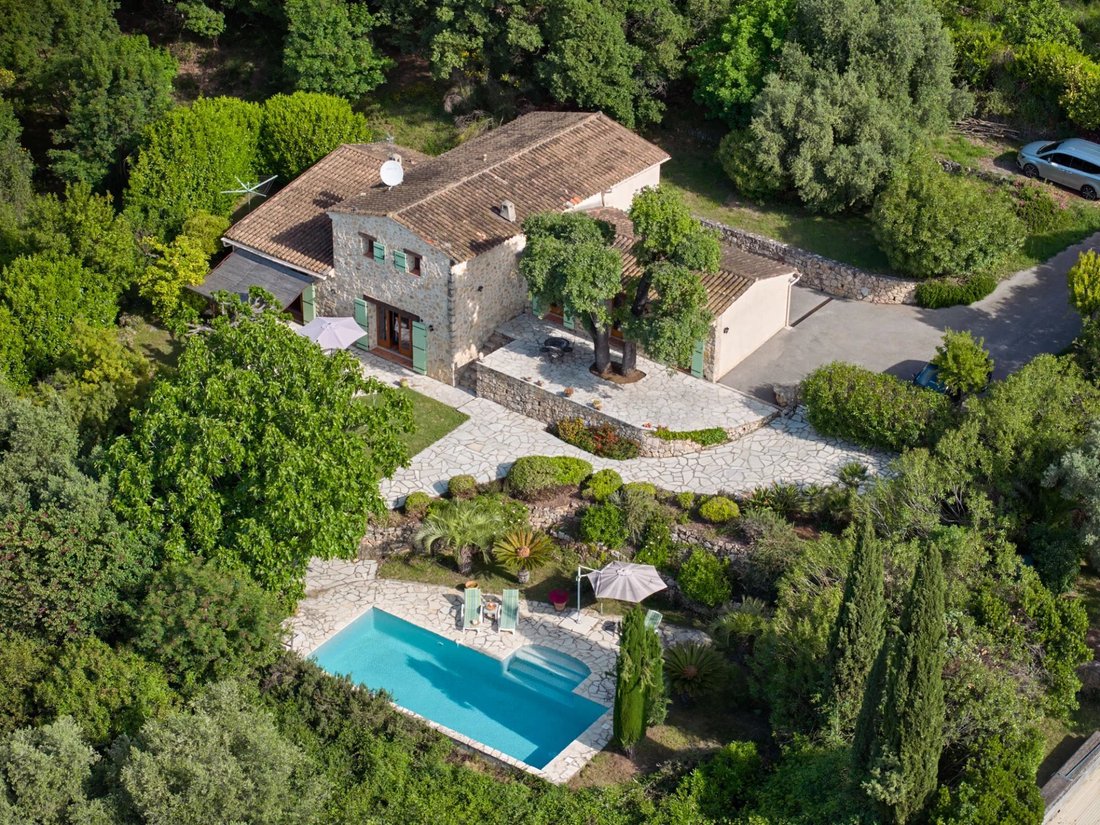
[506,645,591,693]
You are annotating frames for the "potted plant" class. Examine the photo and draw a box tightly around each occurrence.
[548,588,569,611]
[492,529,555,584]
[563,386,575,397]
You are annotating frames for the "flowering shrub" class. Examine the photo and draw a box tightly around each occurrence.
[554,417,641,460]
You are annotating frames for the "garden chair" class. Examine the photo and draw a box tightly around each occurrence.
[499,589,520,634]
[462,587,483,631]
[644,609,663,632]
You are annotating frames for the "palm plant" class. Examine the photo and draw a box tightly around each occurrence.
[414,500,498,575]
[664,642,727,703]
[492,529,556,583]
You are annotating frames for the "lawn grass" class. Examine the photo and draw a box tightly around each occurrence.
[397,387,468,457]
[929,133,995,166]
[362,59,461,156]
[120,314,181,373]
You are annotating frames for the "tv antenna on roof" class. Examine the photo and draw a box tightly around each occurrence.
[380,159,404,188]
[221,175,277,210]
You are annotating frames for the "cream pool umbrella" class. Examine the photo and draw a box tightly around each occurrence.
[295,316,367,351]
[576,561,667,617]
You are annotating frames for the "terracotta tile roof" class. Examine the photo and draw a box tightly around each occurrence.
[224,143,430,275]
[587,208,794,317]
[331,112,670,262]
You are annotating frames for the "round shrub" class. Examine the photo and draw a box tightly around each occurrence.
[447,474,478,500]
[678,548,732,607]
[582,469,624,502]
[718,129,781,201]
[402,491,432,518]
[871,155,1023,278]
[579,503,629,549]
[635,519,675,571]
[801,361,951,451]
[506,455,593,500]
[915,273,998,308]
[699,495,740,524]
[621,482,657,497]
[1014,185,1060,233]
[676,491,696,511]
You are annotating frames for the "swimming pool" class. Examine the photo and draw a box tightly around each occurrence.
[311,608,609,769]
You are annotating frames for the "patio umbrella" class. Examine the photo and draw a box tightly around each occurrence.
[584,561,667,603]
[295,316,367,351]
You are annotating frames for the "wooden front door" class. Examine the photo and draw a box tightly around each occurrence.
[377,304,419,359]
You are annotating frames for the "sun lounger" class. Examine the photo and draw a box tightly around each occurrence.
[462,587,483,630]
[644,609,663,632]
[499,589,519,634]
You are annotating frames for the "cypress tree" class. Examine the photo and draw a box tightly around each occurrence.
[824,516,886,737]
[613,607,647,752]
[860,546,947,825]
[642,617,667,726]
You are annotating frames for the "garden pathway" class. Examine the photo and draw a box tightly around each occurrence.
[289,558,707,784]
[355,351,889,507]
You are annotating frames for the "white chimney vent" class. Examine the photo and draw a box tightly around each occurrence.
[500,200,517,222]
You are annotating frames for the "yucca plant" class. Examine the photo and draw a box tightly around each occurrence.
[664,642,727,703]
[492,529,555,583]
[415,499,498,575]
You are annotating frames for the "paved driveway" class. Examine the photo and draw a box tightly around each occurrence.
[722,232,1099,401]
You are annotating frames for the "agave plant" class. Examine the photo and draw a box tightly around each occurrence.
[664,642,727,702]
[415,499,498,575]
[492,529,555,583]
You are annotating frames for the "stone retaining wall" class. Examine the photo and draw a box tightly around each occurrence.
[474,363,772,458]
[700,218,918,305]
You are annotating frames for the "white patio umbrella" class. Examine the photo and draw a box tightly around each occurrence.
[295,316,367,351]
[576,561,667,618]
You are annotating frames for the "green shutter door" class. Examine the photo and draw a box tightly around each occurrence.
[353,298,371,351]
[393,249,407,271]
[563,311,575,330]
[373,243,386,264]
[411,321,428,375]
[690,339,705,378]
[301,284,316,323]
[530,295,545,318]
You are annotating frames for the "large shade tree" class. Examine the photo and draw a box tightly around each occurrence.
[108,293,413,600]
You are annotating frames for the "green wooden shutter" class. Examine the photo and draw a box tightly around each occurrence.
[530,295,545,318]
[411,321,428,375]
[353,298,371,351]
[373,243,386,264]
[393,249,407,271]
[562,311,575,330]
[301,284,316,323]
[690,339,706,378]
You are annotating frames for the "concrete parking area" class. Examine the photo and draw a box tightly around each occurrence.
[722,232,1099,401]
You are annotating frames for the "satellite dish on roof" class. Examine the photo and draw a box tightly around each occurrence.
[380,160,404,188]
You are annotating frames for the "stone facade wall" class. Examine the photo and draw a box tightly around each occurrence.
[450,236,530,369]
[700,219,918,305]
[475,363,771,457]
[324,213,456,382]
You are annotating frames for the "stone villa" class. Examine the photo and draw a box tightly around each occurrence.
[197,111,796,384]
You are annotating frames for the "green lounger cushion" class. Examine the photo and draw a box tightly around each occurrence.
[499,589,519,632]
[463,587,482,630]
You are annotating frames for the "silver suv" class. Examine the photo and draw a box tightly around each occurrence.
[1017,138,1100,200]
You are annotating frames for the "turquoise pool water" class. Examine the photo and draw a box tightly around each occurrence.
[311,608,608,769]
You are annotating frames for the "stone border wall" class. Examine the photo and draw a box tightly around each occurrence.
[474,363,774,458]
[700,218,918,305]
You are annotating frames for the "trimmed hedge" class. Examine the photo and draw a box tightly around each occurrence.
[915,273,998,308]
[447,474,478,500]
[802,362,951,451]
[506,455,593,500]
[699,496,740,524]
[653,426,729,446]
[403,491,432,518]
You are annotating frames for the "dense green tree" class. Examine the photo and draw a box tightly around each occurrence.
[0,717,110,824]
[857,546,946,825]
[48,34,176,188]
[822,517,885,738]
[622,186,717,373]
[109,298,412,598]
[130,559,283,695]
[35,636,174,745]
[613,607,652,753]
[733,0,961,212]
[259,92,371,180]
[283,0,390,100]
[0,99,32,222]
[422,0,542,86]
[689,0,792,125]
[1068,249,1100,320]
[872,156,1022,278]
[0,633,50,736]
[1045,420,1100,573]
[931,330,994,399]
[137,211,229,328]
[124,97,262,239]
[119,681,327,825]
[520,211,623,375]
